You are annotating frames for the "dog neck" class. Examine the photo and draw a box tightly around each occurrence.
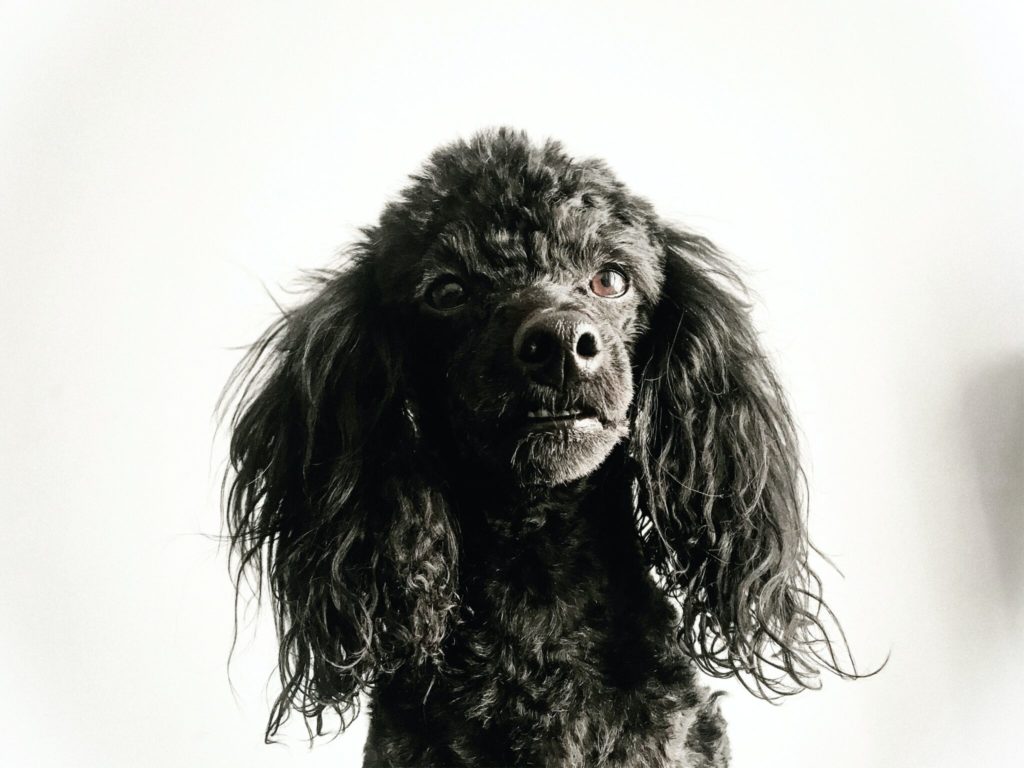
[460,472,595,529]
[446,456,645,616]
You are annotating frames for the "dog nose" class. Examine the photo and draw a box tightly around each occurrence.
[513,310,604,389]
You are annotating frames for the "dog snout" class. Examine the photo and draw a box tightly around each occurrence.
[513,310,604,389]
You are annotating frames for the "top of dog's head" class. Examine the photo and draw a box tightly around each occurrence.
[224,128,859,739]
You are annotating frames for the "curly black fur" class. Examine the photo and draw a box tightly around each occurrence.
[223,129,859,766]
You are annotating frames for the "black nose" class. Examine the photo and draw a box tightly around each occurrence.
[513,310,604,389]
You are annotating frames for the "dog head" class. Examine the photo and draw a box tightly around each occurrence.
[370,134,668,486]
[224,129,853,738]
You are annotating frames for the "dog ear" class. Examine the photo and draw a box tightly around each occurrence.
[222,248,458,739]
[631,225,852,697]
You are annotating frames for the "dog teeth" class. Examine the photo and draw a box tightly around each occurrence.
[527,409,583,419]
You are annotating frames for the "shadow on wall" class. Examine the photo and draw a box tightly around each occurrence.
[964,354,1024,621]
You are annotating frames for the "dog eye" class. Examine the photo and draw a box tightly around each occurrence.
[426,276,467,310]
[590,268,629,298]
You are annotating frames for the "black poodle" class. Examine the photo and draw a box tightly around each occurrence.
[223,129,856,767]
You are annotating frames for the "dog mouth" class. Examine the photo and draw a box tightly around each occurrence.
[521,405,604,433]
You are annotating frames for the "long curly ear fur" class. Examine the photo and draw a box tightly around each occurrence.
[632,225,857,697]
[222,247,459,740]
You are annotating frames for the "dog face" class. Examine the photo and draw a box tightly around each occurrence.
[380,168,666,486]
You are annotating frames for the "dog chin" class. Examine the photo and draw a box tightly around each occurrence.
[509,420,627,486]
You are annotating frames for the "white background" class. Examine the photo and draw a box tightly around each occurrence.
[2,2,1022,766]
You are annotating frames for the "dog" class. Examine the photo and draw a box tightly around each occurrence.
[223,129,855,766]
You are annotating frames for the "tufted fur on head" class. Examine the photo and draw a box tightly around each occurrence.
[223,128,861,764]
